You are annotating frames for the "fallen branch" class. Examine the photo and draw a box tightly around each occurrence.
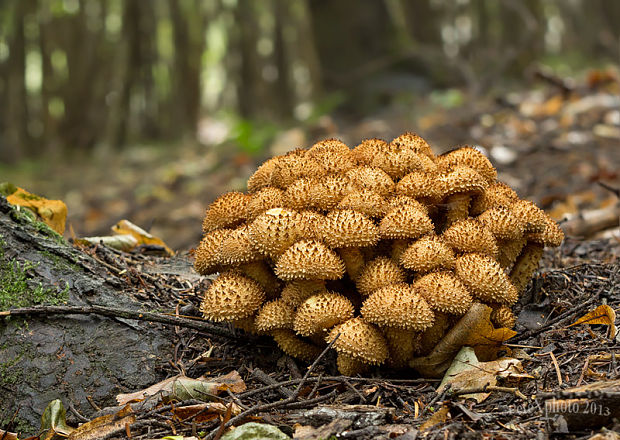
[0,305,239,339]
[560,204,620,237]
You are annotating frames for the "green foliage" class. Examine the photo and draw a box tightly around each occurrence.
[231,118,280,155]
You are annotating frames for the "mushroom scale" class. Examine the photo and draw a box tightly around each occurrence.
[275,240,345,281]
[400,235,455,274]
[320,209,379,248]
[293,292,354,336]
[200,271,265,322]
[455,253,518,306]
[356,256,407,296]
[413,271,473,316]
[327,317,389,366]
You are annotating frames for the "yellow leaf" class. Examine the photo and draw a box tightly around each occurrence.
[112,219,174,256]
[6,186,67,234]
[569,305,617,338]
[67,405,135,440]
[419,405,450,432]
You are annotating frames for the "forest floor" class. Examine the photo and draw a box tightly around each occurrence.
[1,71,619,439]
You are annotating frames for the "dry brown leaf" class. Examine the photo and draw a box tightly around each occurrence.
[67,405,135,440]
[419,405,450,432]
[6,186,67,234]
[0,430,18,440]
[569,305,617,338]
[75,234,138,252]
[112,219,174,255]
[172,402,242,423]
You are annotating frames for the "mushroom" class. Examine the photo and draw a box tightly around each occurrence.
[202,192,249,233]
[351,138,389,165]
[383,327,421,368]
[271,151,325,189]
[437,166,488,227]
[439,146,497,185]
[327,317,389,368]
[246,187,284,220]
[389,132,435,159]
[194,229,230,275]
[356,256,407,296]
[400,235,455,274]
[337,189,388,218]
[283,177,316,210]
[470,182,520,216]
[271,329,323,362]
[275,240,345,281]
[345,166,395,197]
[200,271,265,322]
[293,292,354,336]
[379,204,434,240]
[220,225,260,265]
[441,218,498,258]
[490,304,517,329]
[320,209,379,248]
[247,156,280,192]
[455,253,518,306]
[396,171,442,204]
[412,271,473,316]
[307,139,355,174]
[280,280,327,307]
[248,208,304,258]
[310,174,350,211]
[255,298,296,333]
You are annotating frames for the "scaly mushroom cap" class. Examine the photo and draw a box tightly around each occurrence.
[496,237,527,268]
[321,209,380,248]
[271,153,325,189]
[201,271,265,322]
[194,229,230,275]
[307,139,355,174]
[437,166,488,199]
[510,243,544,294]
[238,261,281,298]
[311,175,350,210]
[442,219,499,258]
[477,206,525,241]
[510,200,548,233]
[345,166,395,197]
[275,240,345,281]
[202,192,249,233]
[525,214,564,247]
[338,247,366,280]
[337,189,388,218]
[351,138,389,165]
[327,317,389,365]
[297,209,324,240]
[400,235,455,273]
[246,187,284,220]
[387,194,429,214]
[283,177,316,210]
[384,327,421,368]
[379,205,434,239]
[271,329,323,362]
[281,280,327,306]
[470,182,520,215]
[390,239,411,264]
[232,315,262,335]
[361,283,435,331]
[389,132,435,159]
[455,253,518,306]
[255,299,296,332]
[247,156,279,192]
[490,304,517,329]
[372,149,431,180]
[396,171,441,201]
[439,147,497,185]
[293,292,355,336]
[413,271,473,316]
[356,256,407,296]
[220,225,260,265]
[337,353,370,376]
[249,208,303,258]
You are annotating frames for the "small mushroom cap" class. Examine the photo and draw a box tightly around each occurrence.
[525,213,564,247]
[389,132,435,159]
[496,237,527,268]
[361,283,435,331]
[275,240,345,281]
[327,317,389,365]
[439,147,497,185]
[490,304,517,329]
[372,149,432,179]
[337,189,388,218]
[246,187,284,220]
[281,280,327,306]
[238,261,281,298]
[400,235,455,273]
[283,177,316,210]
[356,256,407,296]
[437,166,489,199]
[455,253,518,306]
[470,182,520,215]
[477,206,525,240]
[351,138,389,165]
[379,205,434,239]
[320,209,380,248]
[386,194,429,214]
[248,208,303,258]
[396,171,442,201]
[310,175,350,210]
[383,327,421,368]
[220,225,260,265]
[255,298,296,332]
[194,229,230,275]
[293,292,355,336]
[510,200,548,233]
[345,166,395,197]
[442,219,498,258]
[412,271,473,316]
[201,271,265,322]
[202,192,249,233]
[271,329,323,362]
[509,243,544,294]
[338,246,366,280]
[297,209,325,240]
[337,353,370,376]
[271,153,325,189]
[247,156,279,192]
[307,139,355,174]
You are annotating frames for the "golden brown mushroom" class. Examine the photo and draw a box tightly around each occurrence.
[356,256,407,296]
[345,166,395,197]
[194,229,230,275]
[320,209,379,248]
[248,208,303,258]
[202,192,249,233]
[200,271,265,322]
[439,146,497,185]
[255,299,296,333]
[337,189,388,218]
[437,166,488,227]
[441,219,498,258]
[327,317,389,366]
[379,205,434,240]
[246,187,285,220]
[400,235,455,274]
[280,280,327,307]
[293,292,354,336]
[455,253,518,306]
[275,240,345,281]
[412,271,473,316]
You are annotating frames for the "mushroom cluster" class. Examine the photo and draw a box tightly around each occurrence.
[195,133,563,375]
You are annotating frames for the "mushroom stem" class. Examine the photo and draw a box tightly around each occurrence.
[509,243,544,294]
[443,193,471,228]
[337,353,369,376]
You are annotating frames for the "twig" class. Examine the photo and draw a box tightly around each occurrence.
[251,368,294,398]
[449,385,528,400]
[0,305,239,339]
[598,181,620,198]
[418,385,450,419]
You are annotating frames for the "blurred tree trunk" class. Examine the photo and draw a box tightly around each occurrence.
[273,0,294,118]
[39,2,56,155]
[294,0,322,98]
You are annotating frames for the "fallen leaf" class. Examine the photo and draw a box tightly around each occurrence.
[5,185,68,234]
[75,234,138,252]
[419,405,450,432]
[112,219,174,256]
[116,370,246,405]
[68,405,135,440]
[0,430,18,440]
[172,402,241,423]
[40,399,74,440]
[569,305,617,338]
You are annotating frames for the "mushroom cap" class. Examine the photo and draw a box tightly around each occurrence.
[194,229,230,275]
[389,132,435,159]
[307,139,355,174]
[275,240,345,281]
[336,353,370,376]
[496,237,527,268]
[386,194,429,214]
[308,138,351,158]
[437,166,488,199]
[477,206,525,240]
[297,209,325,240]
[238,261,281,298]
[412,271,473,316]
[310,175,350,211]
[356,256,407,296]
[271,153,325,189]
[509,243,544,294]
[246,187,284,220]
[293,292,355,336]
[200,271,265,322]
[351,138,389,165]
[338,246,366,280]
[361,283,435,331]
[320,209,380,248]
[247,156,279,192]
[283,177,316,210]
[248,208,303,258]
[455,253,518,306]
[384,327,421,368]
[525,213,564,247]
[439,147,497,185]
[220,225,261,265]
[271,329,323,362]
[281,280,327,306]
[255,298,296,332]
[442,219,498,258]
[400,235,455,273]
[372,149,432,180]
[470,182,520,215]
[510,200,548,233]
[337,189,388,218]
[490,304,517,329]
[379,205,434,239]
[345,166,395,197]
[396,171,442,201]
[202,192,249,233]
[327,317,389,365]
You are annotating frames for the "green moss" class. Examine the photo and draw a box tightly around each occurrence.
[8,205,66,246]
